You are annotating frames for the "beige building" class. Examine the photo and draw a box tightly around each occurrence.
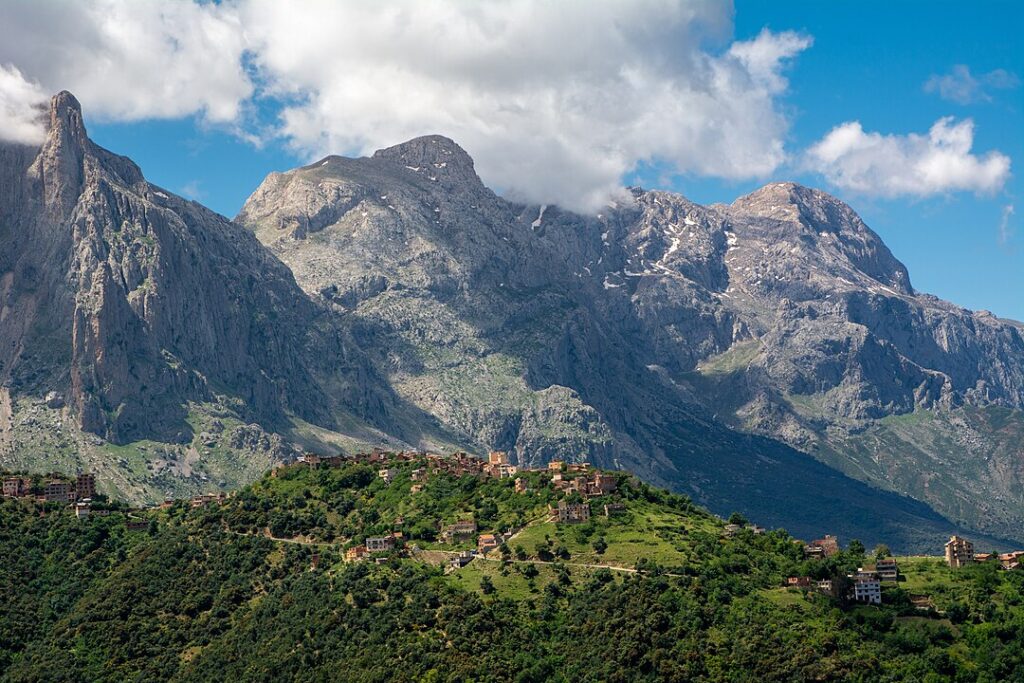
[945,535,974,568]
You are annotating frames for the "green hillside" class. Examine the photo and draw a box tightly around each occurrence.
[2,456,1023,682]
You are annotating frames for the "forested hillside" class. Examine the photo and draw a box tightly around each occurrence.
[2,457,1023,682]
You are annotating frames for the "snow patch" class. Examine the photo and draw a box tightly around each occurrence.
[404,166,420,172]
[531,204,548,230]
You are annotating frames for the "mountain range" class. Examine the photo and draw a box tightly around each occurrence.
[2,92,1022,552]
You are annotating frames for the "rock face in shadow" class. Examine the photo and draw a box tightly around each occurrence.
[0,92,390,446]
[238,137,1024,548]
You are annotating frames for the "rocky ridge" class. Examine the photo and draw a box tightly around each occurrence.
[238,135,1024,546]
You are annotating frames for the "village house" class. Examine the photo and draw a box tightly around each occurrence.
[514,477,528,494]
[723,523,741,537]
[410,484,424,494]
[477,533,499,554]
[159,499,175,510]
[747,524,766,535]
[190,492,227,509]
[855,566,880,581]
[488,451,508,465]
[851,575,882,605]
[449,550,474,570]
[346,546,369,562]
[945,535,974,568]
[554,499,591,523]
[875,558,899,581]
[2,476,31,498]
[910,595,935,612]
[126,518,149,532]
[74,501,91,519]
[495,463,518,479]
[603,502,625,517]
[366,536,395,552]
[410,468,426,482]
[786,576,812,588]
[43,480,74,503]
[548,460,565,472]
[998,551,1024,570]
[975,552,995,563]
[441,520,478,544]
[804,535,840,559]
[816,579,834,595]
[75,473,96,501]
[567,462,591,473]
[378,468,397,484]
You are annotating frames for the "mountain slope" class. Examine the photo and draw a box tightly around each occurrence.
[237,136,1024,549]
[0,93,423,502]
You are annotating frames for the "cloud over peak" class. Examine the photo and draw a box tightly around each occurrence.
[805,117,1011,198]
[0,0,811,212]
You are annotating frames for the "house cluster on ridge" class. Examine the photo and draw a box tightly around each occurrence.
[3,472,96,505]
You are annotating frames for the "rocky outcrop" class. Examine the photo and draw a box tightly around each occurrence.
[0,92,393,445]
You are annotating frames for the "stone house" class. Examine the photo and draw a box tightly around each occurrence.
[43,480,74,503]
[875,558,899,581]
[346,546,369,562]
[477,533,499,554]
[441,520,478,544]
[75,473,96,501]
[449,550,474,569]
[554,500,590,523]
[2,476,31,498]
[804,535,840,558]
[366,536,395,552]
[945,535,974,568]
[603,503,625,517]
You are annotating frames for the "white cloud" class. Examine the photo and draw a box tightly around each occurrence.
[0,0,813,211]
[0,0,251,124]
[924,65,1020,105]
[999,204,1015,246]
[236,1,812,211]
[0,64,47,144]
[805,117,1011,197]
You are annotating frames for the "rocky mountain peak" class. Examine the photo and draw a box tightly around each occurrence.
[47,91,86,139]
[30,91,90,219]
[727,181,913,295]
[729,182,853,228]
[371,134,482,187]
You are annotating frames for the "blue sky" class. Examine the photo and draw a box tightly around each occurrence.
[2,1,1020,319]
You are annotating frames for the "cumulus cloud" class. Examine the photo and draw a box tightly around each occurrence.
[0,0,251,124]
[924,65,1020,105]
[238,1,811,211]
[0,64,47,144]
[805,117,1011,197]
[0,0,813,210]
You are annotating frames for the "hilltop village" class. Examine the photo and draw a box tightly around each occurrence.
[3,448,1021,610]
